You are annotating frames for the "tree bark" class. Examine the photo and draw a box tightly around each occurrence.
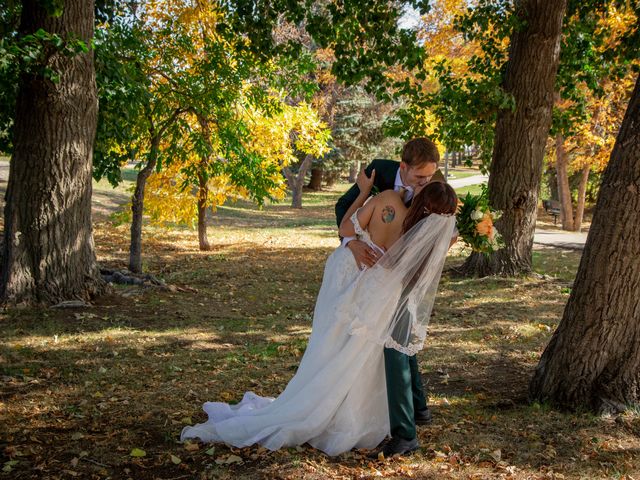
[129,138,158,273]
[555,133,575,230]
[573,164,590,232]
[0,0,105,304]
[283,154,314,209]
[307,167,323,190]
[324,170,338,187]
[348,160,359,183]
[128,109,180,273]
[462,0,567,276]
[195,114,213,251]
[529,74,640,414]
[197,172,211,251]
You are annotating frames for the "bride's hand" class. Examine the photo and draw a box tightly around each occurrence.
[356,168,376,195]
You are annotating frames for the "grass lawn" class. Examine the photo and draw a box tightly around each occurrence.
[454,183,485,197]
[1,183,637,479]
[446,169,483,181]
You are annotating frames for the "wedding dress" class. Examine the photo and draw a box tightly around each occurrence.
[181,211,455,455]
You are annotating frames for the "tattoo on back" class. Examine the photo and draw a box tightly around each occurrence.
[381,205,395,223]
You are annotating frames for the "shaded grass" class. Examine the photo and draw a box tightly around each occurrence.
[1,183,639,480]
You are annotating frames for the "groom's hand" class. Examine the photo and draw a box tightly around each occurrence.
[347,239,381,269]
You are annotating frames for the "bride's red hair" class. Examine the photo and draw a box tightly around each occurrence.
[402,181,458,233]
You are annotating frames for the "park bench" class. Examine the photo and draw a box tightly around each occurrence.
[542,199,561,225]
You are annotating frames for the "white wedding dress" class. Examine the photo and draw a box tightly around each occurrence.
[180,215,390,455]
[181,209,456,456]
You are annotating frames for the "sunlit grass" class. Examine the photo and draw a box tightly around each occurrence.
[2,174,638,480]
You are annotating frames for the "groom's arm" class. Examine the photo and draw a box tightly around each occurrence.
[335,161,377,227]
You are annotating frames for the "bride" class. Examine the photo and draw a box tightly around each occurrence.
[181,172,458,456]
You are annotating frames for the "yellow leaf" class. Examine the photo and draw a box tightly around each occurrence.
[130,448,146,457]
[184,442,199,452]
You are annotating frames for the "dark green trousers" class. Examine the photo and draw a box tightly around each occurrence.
[383,347,427,440]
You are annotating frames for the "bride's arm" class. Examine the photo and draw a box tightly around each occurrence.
[339,195,377,237]
[338,168,376,237]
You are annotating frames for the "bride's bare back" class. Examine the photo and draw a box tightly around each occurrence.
[346,190,409,252]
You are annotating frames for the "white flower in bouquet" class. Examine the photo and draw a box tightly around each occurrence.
[470,209,484,221]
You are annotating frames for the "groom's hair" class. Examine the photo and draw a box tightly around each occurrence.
[402,138,440,167]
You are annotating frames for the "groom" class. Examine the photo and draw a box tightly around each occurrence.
[335,137,444,457]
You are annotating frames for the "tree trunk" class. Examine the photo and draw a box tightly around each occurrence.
[195,114,213,251]
[324,170,338,187]
[573,164,590,232]
[529,74,640,414]
[555,133,575,230]
[129,139,158,273]
[307,167,323,190]
[284,154,314,209]
[0,0,105,304]
[128,109,180,273]
[197,173,211,251]
[348,160,359,183]
[462,0,567,276]
[546,165,559,201]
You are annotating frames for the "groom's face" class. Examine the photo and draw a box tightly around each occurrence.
[400,161,438,189]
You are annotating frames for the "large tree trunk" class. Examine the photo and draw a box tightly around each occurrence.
[555,133,575,230]
[529,75,640,414]
[283,154,314,209]
[573,164,590,231]
[462,0,566,276]
[0,0,105,304]
[129,139,158,273]
[307,167,323,190]
[197,173,211,251]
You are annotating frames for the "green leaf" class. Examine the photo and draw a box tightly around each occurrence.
[130,448,146,457]
[2,460,18,473]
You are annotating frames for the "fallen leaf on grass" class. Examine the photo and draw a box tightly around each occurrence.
[2,460,18,473]
[184,442,199,452]
[170,454,181,465]
[215,454,243,465]
[130,448,146,457]
[205,447,215,456]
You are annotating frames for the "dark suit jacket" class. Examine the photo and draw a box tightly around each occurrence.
[335,159,445,227]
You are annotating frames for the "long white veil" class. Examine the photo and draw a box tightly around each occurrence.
[340,214,455,355]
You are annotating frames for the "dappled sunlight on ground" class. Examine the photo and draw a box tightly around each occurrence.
[2,181,639,479]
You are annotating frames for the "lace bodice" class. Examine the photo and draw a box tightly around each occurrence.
[349,210,385,256]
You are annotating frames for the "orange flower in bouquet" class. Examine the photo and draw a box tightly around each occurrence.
[475,213,494,239]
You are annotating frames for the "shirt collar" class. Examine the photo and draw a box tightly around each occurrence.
[394,168,413,192]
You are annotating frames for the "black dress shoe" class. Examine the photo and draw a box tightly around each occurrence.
[367,436,419,459]
[415,406,433,425]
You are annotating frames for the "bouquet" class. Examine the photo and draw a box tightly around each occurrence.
[456,184,503,254]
